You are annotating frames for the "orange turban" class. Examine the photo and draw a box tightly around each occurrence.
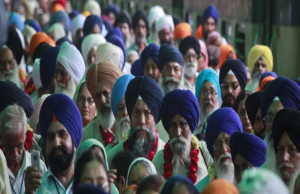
[51,3,65,13]
[218,44,236,69]
[29,32,55,58]
[256,76,275,92]
[173,22,192,41]
[202,179,239,194]
[86,61,122,99]
[195,25,203,40]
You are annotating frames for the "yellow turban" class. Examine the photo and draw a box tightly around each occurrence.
[248,45,273,72]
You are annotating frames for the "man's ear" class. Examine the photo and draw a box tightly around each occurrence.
[120,175,126,188]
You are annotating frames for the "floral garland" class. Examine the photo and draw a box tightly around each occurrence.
[100,125,114,146]
[163,135,200,184]
[123,129,158,161]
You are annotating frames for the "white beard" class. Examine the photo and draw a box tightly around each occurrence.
[96,105,115,130]
[161,76,184,95]
[263,130,276,172]
[55,77,77,99]
[114,117,131,143]
[184,62,198,78]
[170,135,191,174]
[214,153,235,184]
[200,100,219,124]
[0,65,21,87]
[276,160,300,194]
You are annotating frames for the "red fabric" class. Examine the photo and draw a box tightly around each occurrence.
[100,125,114,146]
[25,130,33,150]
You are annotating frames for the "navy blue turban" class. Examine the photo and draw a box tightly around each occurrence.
[104,4,120,18]
[179,36,201,59]
[105,27,123,40]
[206,107,243,157]
[245,91,261,127]
[219,59,247,90]
[6,26,23,64]
[0,0,8,49]
[230,132,266,167]
[141,43,160,69]
[107,34,126,70]
[40,46,60,90]
[260,77,300,122]
[103,19,113,33]
[39,94,82,148]
[125,76,164,124]
[131,59,144,76]
[83,15,103,37]
[273,109,300,153]
[259,71,277,86]
[132,10,149,35]
[202,5,218,26]
[32,42,52,63]
[56,36,72,46]
[50,11,70,35]
[160,175,198,194]
[114,10,131,29]
[158,44,184,71]
[25,19,42,32]
[161,89,200,133]
[69,10,79,20]
[0,81,34,118]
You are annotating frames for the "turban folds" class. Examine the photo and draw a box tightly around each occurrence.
[56,36,72,46]
[32,42,53,63]
[39,94,82,148]
[6,26,24,64]
[202,5,218,26]
[158,44,184,71]
[71,14,86,39]
[125,76,164,124]
[8,12,24,31]
[141,43,160,69]
[148,6,165,28]
[245,91,261,127]
[25,19,41,32]
[161,89,200,133]
[107,35,126,70]
[29,32,55,59]
[206,31,221,46]
[248,45,273,72]
[132,10,149,34]
[23,25,36,49]
[155,15,174,33]
[81,34,106,64]
[174,22,192,41]
[219,44,237,69]
[205,108,243,156]
[105,27,123,40]
[48,23,66,41]
[196,25,203,40]
[104,4,120,18]
[160,176,197,194]
[49,11,70,35]
[219,59,247,90]
[230,132,266,167]
[96,42,123,70]
[83,14,103,37]
[130,59,144,76]
[179,36,201,59]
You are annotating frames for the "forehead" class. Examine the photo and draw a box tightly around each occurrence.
[56,62,67,72]
[170,114,186,123]
[138,19,146,26]
[0,48,13,59]
[267,100,283,116]
[2,122,24,138]
[223,74,238,83]
[96,82,111,93]
[165,62,181,68]
[186,48,196,55]
[216,131,230,141]
[206,17,215,24]
[47,120,68,134]
[256,59,266,64]
[133,99,150,110]
[278,133,295,147]
[201,81,216,91]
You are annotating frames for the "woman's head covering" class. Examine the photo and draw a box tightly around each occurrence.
[107,35,126,70]
[83,14,103,37]
[48,22,66,41]
[158,44,184,71]
[196,25,203,40]
[95,42,123,70]
[125,76,164,124]
[202,179,238,194]
[245,91,261,127]
[71,14,86,40]
[29,32,55,59]
[179,36,200,59]
[248,45,273,73]
[25,19,41,32]
[141,43,160,69]
[155,15,174,34]
[6,26,24,64]
[130,59,144,76]
[81,33,106,64]
[202,5,218,26]
[132,10,149,34]
[29,94,50,132]
[219,44,237,69]
[49,11,70,35]
[161,89,200,133]
[114,10,131,29]
[103,4,120,18]
[259,71,277,86]
[148,5,165,29]
[32,42,53,63]
[206,31,221,46]
[8,12,24,31]
[84,0,101,16]
[173,23,191,41]
[256,76,276,92]
[160,175,197,194]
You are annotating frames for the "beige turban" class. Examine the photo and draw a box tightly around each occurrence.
[95,42,124,70]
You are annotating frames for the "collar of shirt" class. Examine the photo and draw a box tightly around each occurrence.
[43,168,74,194]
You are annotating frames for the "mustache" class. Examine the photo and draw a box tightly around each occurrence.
[204,100,215,106]
[56,82,65,88]
[131,126,150,134]
[118,117,130,123]
[224,94,235,100]
[170,136,188,145]
[49,145,71,161]
[164,77,181,83]
[7,154,22,162]
[279,163,293,170]
[217,153,232,163]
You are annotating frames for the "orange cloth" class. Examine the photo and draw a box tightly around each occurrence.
[195,25,203,40]
[29,32,56,58]
[256,76,275,92]
[18,67,26,83]
[82,11,91,17]
[173,22,192,41]
[202,179,239,194]
[219,44,237,69]
[52,114,58,122]
[51,3,65,13]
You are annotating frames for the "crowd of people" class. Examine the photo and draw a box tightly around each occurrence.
[0,0,299,194]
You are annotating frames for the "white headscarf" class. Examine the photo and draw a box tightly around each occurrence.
[29,94,50,132]
[148,6,165,29]
[96,42,124,70]
[57,42,85,84]
[71,14,86,40]
[84,0,101,16]
[48,23,66,41]
[0,150,11,194]
[23,24,36,47]
[81,34,106,65]
[155,15,174,33]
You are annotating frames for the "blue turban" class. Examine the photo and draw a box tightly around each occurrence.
[201,5,218,26]
[160,175,198,194]
[219,59,247,90]
[260,76,300,122]
[104,4,120,17]
[69,10,79,19]
[230,132,266,167]
[39,94,82,148]
[40,46,60,90]
[8,12,24,31]
[56,36,72,46]
[74,184,107,194]
[0,81,34,118]
[105,27,123,40]
[195,68,221,102]
[125,76,164,124]
[111,75,135,118]
[83,14,103,37]
[141,43,160,69]
[131,59,144,76]
[32,42,53,63]
[25,19,42,32]
[158,44,184,71]
[103,19,113,33]
[161,89,200,133]
[205,107,243,157]
[50,11,70,35]
[259,71,277,86]
[107,34,126,70]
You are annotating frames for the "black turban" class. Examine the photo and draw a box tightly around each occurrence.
[245,91,262,127]
[273,109,300,153]
[32,42,53,63]
[219,59,247,90]
[132,10,149,36]
[172,15,182,27]
[125,76,164,124]
[179,36,201,59]
[158,44,184,71]
[114,10,131,29]
[6,26,23,64]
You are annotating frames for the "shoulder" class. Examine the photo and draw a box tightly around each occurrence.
[153,149,164,164]
[105,143,113,153]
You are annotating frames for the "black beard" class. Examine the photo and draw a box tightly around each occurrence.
[160,39,172,45]
[221,94,236,108]
[254,127,266,140]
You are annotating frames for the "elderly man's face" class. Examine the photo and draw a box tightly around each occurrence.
[0,48,17,81]
[162,62,182,81]
[144,57,160,82]
[183,48,198,78]
[159,27,172,45]
[114,96,130,142]
[221,74,242,108]
[214,132,231,164]
[253,59,267,76]
[199,81,219,120]
[94,83,112,112]
[234,153,254,183]
[203,17,216,39]
[55,62,72,88]
[135,19,147,43]
[128,163,150,185]
[87,47,96,66]
[91,23,101,34]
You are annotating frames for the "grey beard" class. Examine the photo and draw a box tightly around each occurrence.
[263,130,276,172]
[55,77,77,99]
[276,161,300,193]
[214,153,234,184]
[114,117,131,143]
[162,76,182,95]
[200,100,219,124]
[0,65,21,87]
[96,106,115,130]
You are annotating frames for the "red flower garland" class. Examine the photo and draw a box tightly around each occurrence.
[163,141,199,184]
[25,130,34,150]
[123,129,158,161]
[100,125,114,146]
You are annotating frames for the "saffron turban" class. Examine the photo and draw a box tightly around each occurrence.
[39,94,82,148]
[8,12,24,31]
[81,33,106,64]
[179,36,200,59]
[155,15,174,33]
[248,45,273,73]
[260,77,300,121]
[48,23,66,41]
[95,42,123,70]
[132,10,149,34]
[219,44,237,69]
[115,11,131,29]
[86,61,122,99]
[206,31,221,46]
[202,5,218,26]
[256,76,275,92]
[196,25,203,40]
[111,74,135,118]
[0,0,7,49]
[6,26,24,64]
[230,132,266,167]
[161,89,200,133]
[56,42,85,84]
[56,36,72,46]
[205,108,243,156]
[105,27,123,40]
[84,0,101,16]
[158,44,184,71]
[25,19,41,32]
[29,32,55,59]
[107,35,126,70]
[40,46,60,90]
[140,43,160,69]
[71,14,86,39]
[219,59,247,90]
[49,11,70,35]
[173,22,191,41]
[259,71,277,86]
[273,109,300,153]
[130,59,144,76]
[51,3,65,13]
[32,42,53,63]
[199,40,208,69]
[125,76,164,124]
[29,94,50,133]
[160,176,197,194]
[245,91,261,127]
[103,4,120,18]
[83,14,103,37]
[195,68,221,102]
[148,6,165,29]
[202,179,238,194]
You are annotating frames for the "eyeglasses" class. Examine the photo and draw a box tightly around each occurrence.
[200,91,218,99]
[263,115,274,126]
[184,54,198,59]
[212,139,230,151]
[77,97,95,105]
[221,83,240,91]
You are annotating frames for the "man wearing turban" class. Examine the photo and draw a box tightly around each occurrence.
[24,94,83,193]
[107,76,165,165]
[104,4,120,25]
[219,59,247,108]
[83,14,103,37]
[82,61,122,147]
[202,5,218,40]
[173,23,192,48]
[179,36,201,94]
[155,15,174,45]
[55,42,85,99]
[141,43,160,83]
[96,42,124,71]
[153,89,212,184]
[229,131,267,183]
[114,11,133,49]
[148,6,165,46]
[71,14,86,46]
[273,109,300,193]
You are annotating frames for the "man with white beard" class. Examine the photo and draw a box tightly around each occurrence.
[153,89,212,184]
[107,76,165,165]
[106,75,135,152]
[55,42,85,99]
[273,109,300,194]
[178,36,201,94]
[82,61,122,146]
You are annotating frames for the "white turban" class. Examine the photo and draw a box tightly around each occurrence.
[84,0,101,16]
[48,22,66,41]
[155,15,174,33]
[96,42,124,70]
[81,33,106,64]
[23,24,36,46]
[32,58,42,90]
[71,14,86,40]
[57,42,85,84]
[148,5,165,28]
